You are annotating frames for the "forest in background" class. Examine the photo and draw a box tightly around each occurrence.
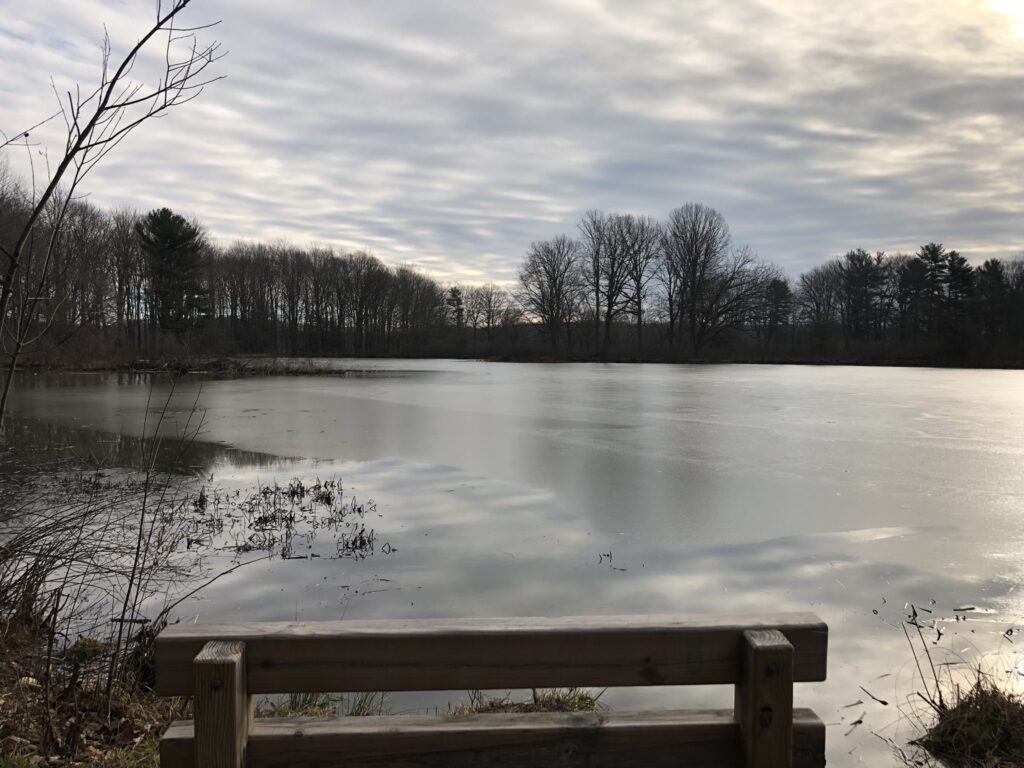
[3,164,1024,368]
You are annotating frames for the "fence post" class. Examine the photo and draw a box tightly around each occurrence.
[735,629,794,768]
[193,640,249,768]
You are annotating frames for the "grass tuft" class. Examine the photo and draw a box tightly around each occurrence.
[256,692,338,719]
[0,750,35,768]
[254,691,388,719]
[913,677,1024,767]
[450,687,605,716]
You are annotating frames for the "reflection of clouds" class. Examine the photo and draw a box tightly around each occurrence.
[176,457,1021,767]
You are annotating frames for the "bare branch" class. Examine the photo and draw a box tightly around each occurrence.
[0,0,222,427]
[0,111,64,150]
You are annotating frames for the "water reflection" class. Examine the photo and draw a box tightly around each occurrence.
[2,416,285,475]
[163,455,1017,766]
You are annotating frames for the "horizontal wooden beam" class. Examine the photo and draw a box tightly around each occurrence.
[155,613,827,696]
[161,709,826,768]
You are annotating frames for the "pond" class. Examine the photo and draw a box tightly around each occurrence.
[8,360,1024,765]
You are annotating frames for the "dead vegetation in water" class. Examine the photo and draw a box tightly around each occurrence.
[884,603,1024,768]
[0,452,206,767]
[119,356,397,379]
[186,357,340,377]
[187,476,387,561]
[0,447,386,766]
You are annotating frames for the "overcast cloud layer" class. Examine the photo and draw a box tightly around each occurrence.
[2,0,1024,282]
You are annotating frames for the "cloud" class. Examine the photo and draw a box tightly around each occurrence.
[2,0,1023,281]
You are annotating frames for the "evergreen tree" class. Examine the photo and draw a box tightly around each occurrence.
[136,208,209,337]
[916,243,950,336]
[974,259,1008,344]
[838,249,885,343]
[945,251,974,320]
[446,286,465,329]
[895,257,928,344]
[943,249,974,357]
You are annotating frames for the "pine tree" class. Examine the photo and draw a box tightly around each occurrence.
[974,259,1007,344]
[916,243,949,336]
[136,208,209,337]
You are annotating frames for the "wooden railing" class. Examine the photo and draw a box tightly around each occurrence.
[155,612,828,768]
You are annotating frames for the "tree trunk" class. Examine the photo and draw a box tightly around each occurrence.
[636,305,643,357]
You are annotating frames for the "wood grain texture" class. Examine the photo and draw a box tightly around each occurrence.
[735,630,795,768]
[155,613,827,696]
[193,641,249,768]
[160,709,826,768]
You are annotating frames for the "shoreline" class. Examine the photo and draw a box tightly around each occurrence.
[9,353,1024,376]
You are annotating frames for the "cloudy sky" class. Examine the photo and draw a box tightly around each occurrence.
[2,0,1024,282]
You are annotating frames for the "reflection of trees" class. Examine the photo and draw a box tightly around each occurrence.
[2,417,281,475]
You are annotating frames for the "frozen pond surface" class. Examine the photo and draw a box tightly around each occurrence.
[10,360,1024,765]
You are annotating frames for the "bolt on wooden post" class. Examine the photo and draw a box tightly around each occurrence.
[735,629,794,768]
[193,641,249,768]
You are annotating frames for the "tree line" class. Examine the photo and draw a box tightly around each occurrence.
[519,204,1024,363]
[2,170,1024,368]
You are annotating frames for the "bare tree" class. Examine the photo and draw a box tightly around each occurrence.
[463,285,485,353]
[108,208,144,348]
[276,245,309,356]
[693,246,770,354]
[501,295,526,345]
[795,261,843,353]
[518,235,582,349]
[465,283,507,347]
[0,158,19,229]
[662,203,761,356]
[478,283,507,344]
[577,210,607,351]
[0,0,224,426]
[620,214,662,354]
[578,212,635,354]
[654,246,682,347]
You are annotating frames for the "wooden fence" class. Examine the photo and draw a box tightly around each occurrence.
[155,612,828,767]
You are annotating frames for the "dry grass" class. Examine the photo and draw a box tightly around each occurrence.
[0,736,161,768]
[450,688,605,716]
[0,619,177,768]
[912,677,1024,768]
[126,356,363,378]
[894,606,1024,768]
[254,691,388,719]
[0,443,386,766]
